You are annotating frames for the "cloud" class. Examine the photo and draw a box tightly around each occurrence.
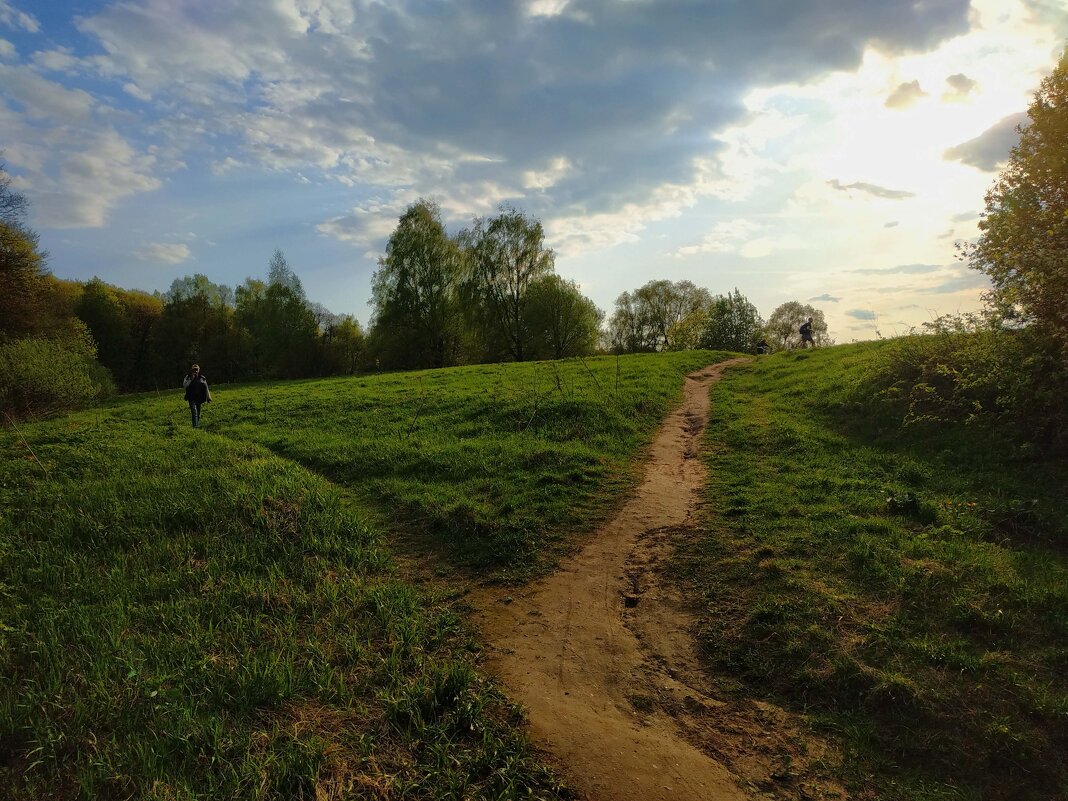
[809,293,841,302]
[951,210,980,222]
[45,0,970,250]
[0,37,12,60]
[928,271,989,294]
[122,82,152,102]
[135,242,191,264]
[828,179,915,200]
[0,1,38,33]
[672,219,762,257]
[852,263,941,275]
[884,221,899,228]
[943,112,1028,171]
[0,69,162,227]
[846,309,878,320]
[884,80,926,108]
[942,72,977,101]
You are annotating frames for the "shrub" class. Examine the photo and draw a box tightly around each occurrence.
[862,313,1068,451]
[0,336,114,421]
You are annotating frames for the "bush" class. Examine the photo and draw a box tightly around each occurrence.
[862,314,1068,451]
[0,337,114,421]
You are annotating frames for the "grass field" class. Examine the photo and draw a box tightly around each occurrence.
[685,343,1068,800]
[0,351,729,799]
[106,351,728,579]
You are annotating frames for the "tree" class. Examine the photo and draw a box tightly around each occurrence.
[370,200,464,369]
[268,249,306,300]
[158,284,246,384]
[525,274,603,359]
[76,278,134,384]
[607,290,654,353]
[462,206,555,362]
[698,289,765,352]
[963,49,1068,356]
[236,276,317,379]
[165,274,234,308]
[766,301,830,350]
[607,280,711,352]
[633,280,710,350]
[0,164,47,339]
[321,315,365,374]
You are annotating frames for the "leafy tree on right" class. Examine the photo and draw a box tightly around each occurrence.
[962,48,1068,358]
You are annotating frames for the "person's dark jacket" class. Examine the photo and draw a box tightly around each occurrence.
[184,375,211,404]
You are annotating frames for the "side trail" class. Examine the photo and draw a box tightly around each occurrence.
[474,359,752,801]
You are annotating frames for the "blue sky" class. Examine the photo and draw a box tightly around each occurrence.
[1,0,1064,339]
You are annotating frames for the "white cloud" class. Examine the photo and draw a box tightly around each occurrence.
[122,82,152,102]
[31,48,80,73]
[135,242,191,264]
[672,220,762,257]
[522,157,573,191]
[0,1,38,33]
[0,64,93,121]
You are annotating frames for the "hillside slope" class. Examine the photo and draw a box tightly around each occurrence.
[684,343,1067,800]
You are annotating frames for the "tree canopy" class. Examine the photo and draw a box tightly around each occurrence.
[766,301,830,350]
[964,49,1068,356]
[370,200,464,369]
[698,289,765,352]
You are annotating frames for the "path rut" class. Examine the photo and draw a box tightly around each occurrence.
[475,359,751,801]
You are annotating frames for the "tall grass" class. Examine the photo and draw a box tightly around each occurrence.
[0,422,570,799]
[103,352,730,579]
[861,317,1068,452]
[1,351,731,798]
[684,343,1067,800]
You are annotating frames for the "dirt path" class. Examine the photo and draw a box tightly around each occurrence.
[474,359,752,801]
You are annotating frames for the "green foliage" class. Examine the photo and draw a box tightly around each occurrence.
[236,275,319,380]
[0,166,48,340]
[685,343,1067,799]
[93,351,728,578]
[765,300,830,349]
[963,49,1068,356]
[697,288,764,352]
[608,279,710,352]
[0,336,114,419]
[524,274,603,359]
[370,200,465,369]
[0,423,567,800]
[461,206,555,362]
[320,314,365,375]
[862,313,1068,451]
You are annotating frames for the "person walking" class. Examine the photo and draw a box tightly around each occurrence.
[183,363,212,428]
[799,317,815,348]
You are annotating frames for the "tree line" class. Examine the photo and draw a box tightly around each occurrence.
[1,174,833,419]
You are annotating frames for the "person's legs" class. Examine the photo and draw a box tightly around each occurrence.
[190,402,201,427]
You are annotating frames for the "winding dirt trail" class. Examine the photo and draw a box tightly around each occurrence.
[475,359,753,801]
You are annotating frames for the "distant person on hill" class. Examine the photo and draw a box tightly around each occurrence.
[183,363,211,428]
[799,317,815,349]
[755,338,769,355]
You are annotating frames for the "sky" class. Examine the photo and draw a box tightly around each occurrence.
[1,0,1065,341]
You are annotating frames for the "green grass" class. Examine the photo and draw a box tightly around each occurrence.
[104,352,730,579]
[684,343,1068,800]
[0,351,730,799]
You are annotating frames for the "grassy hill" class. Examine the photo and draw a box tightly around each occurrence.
[0,351,728,800]
[3,343,1064,800]
[686,342,1067,800]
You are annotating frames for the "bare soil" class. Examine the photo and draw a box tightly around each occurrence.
[474,360,847,801]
